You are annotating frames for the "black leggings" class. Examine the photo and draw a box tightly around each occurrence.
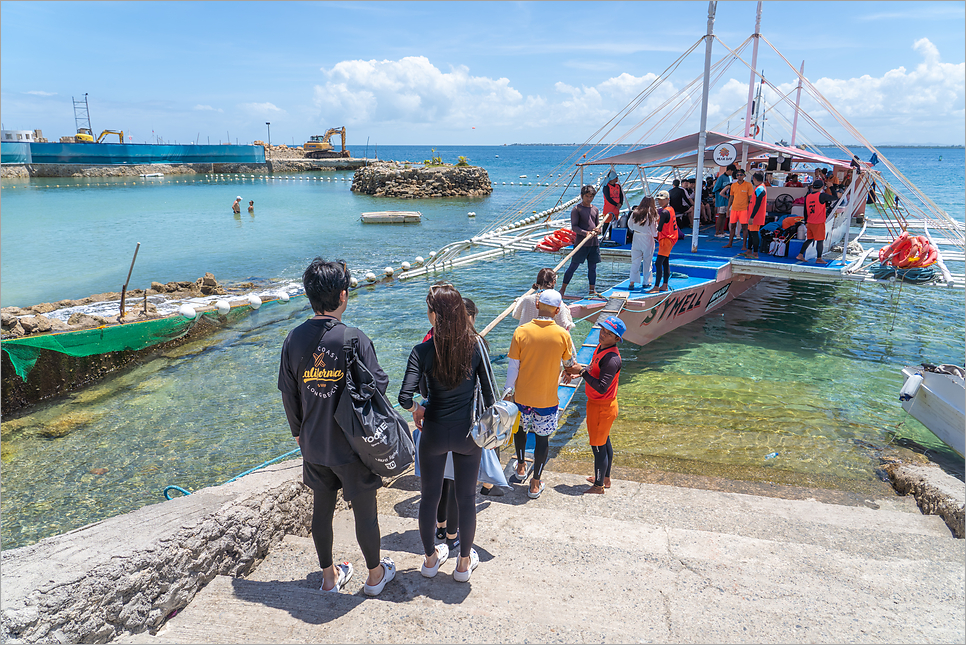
[437,478,458,532]
[800,238,824,258]
[419,426,481,559]
[591,438,614,487]
[515,431,550,481]
[563,254,598,287]
[748,230,761,253]
[312,487,380,571]
[654,254,671,286]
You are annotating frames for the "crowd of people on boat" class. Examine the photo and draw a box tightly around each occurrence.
[278,258,623,594]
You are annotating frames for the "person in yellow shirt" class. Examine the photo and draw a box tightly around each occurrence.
[504,289,575,499]
[725,169,753,250]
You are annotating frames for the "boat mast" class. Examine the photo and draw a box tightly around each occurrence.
[691,0,717,253]
[740,1,763,170]
[790,61,805,147]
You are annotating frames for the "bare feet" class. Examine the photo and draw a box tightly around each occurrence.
[586,476,612,488]
[815,257,827,265]
[723,243,733,248]
[582,485,605,494]
[795,254,805,261]
[658,286,668,292]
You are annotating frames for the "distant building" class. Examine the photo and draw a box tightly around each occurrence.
[1,129,39,142]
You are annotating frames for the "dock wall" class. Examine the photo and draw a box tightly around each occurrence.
[0,460,314,644]
[0,158,370,178]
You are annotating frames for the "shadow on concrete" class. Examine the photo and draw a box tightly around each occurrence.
[552,483,588,497]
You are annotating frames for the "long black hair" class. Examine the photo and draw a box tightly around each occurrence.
[426,283,476,390]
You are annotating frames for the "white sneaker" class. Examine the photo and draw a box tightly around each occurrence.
[453,549,479,583]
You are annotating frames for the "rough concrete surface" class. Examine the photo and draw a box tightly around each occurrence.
[0,461,312,644]
[118,468,964,645]
[885,461,966,538]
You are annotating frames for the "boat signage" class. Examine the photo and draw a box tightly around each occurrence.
[640,288,706,326]
[705,283,731,312]
[712,143,737,166]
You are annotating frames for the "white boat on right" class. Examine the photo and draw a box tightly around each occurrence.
[899,364,966,457]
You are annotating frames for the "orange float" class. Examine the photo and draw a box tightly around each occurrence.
[878,232,938,268]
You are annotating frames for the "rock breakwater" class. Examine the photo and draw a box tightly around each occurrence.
[350,161,492,198]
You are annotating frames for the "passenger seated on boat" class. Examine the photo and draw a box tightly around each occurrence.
[512,268,575,330]
[784,174,803,188]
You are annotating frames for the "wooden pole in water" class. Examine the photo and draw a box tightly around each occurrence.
[479,232,597,338]
[119,242,141,322]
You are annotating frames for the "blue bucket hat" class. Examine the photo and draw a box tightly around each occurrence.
[605,169,618,184]
[599,315,626,341]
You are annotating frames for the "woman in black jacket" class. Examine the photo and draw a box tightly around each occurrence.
[399,282,495,582]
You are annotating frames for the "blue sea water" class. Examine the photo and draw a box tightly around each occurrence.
[1,145,963,549]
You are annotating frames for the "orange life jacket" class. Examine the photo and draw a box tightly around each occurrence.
[585,345,620,401]
[603,183,622,217]
[658,207,678,242]
[805,192,827,224]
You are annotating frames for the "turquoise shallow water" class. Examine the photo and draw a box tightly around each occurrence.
[1,145,963,549]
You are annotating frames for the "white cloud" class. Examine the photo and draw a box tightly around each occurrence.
[239,102,285,115]
[193,104,223,113]
[25,91,56,96]
[311,43,963,144]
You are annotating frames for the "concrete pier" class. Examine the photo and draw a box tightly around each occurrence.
[2,457,962,644]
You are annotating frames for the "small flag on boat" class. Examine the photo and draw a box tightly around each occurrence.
[869,152,879,166]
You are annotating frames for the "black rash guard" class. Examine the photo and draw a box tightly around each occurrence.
[581,350,622,394]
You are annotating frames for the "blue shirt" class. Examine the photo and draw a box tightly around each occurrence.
[713,174,732,209]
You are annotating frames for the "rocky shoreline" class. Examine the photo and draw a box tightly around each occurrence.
[351,161,492,198]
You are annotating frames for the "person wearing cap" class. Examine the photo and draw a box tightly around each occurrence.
[560,185,602,298]
[712,164,736,237]
[648,190,678,293]
[512,268,575,330]
[601,170,624,239]
[504,289,576,499]
[797,179,835,264]
[232,196,242,214]
[565,315,624,494]
[725,168,752,249]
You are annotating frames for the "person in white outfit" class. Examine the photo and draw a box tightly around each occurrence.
[627,196,659,290]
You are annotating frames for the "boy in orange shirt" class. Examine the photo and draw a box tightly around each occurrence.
[725,169,753,249]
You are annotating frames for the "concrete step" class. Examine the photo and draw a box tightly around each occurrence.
[120,470,964,644]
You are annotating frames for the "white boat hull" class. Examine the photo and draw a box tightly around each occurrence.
[900,366,966,457]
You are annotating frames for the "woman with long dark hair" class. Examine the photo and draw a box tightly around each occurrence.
[627,196,659,290]
[399,282,495,582]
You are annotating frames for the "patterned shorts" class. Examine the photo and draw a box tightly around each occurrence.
[518,404,559,437]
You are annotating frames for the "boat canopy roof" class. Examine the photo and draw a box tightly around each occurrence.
[580,131,847,169]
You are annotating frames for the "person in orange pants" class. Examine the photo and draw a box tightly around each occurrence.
[565,316,624,494]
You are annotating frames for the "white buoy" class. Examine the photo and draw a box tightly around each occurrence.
[247,294,262,309]
[215,300,230,315]
[349,277,359,288]
[278,292,290,303]
[468,211,476,217]
[179,304,198,319]
[401,261,411,271]
[415,256,425,266]
[365,272,377,283]
[429,251,437,258]
[384,266,394,277]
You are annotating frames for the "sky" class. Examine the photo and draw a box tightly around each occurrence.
[1,1,964,147]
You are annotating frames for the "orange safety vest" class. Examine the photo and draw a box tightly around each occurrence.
[658,207,678,242]
[805,192,827,224]
[585,344,620,401]
[603,182,622,217]
[751,185,768,225]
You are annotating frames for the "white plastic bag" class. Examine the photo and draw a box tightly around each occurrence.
[804,242,818,261]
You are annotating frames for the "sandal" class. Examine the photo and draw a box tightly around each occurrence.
[435,526,446,541]
[453,548,480,583]
[507,458,533,484]
[363,557,396,596]
[321,561,353,592]
[420,544,449,578]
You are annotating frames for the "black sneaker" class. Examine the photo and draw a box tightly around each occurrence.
[446,536,460,552]
[480,485,505,497]
[436,526,446,541]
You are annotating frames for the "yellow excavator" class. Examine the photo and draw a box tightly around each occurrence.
[303,127,350,159]
[74,128,125,143]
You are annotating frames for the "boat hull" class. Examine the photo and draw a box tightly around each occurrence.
[570,273,762,346]
[900,366,966,457]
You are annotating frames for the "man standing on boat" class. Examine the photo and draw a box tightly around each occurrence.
[601,170,624,240]
[725,169,752,250]
[560,185,602,298]
[713,165,736,237]
[278,258,396,596]
[742,172,768,260]
[505,289,576,499]
[797,179,835,265]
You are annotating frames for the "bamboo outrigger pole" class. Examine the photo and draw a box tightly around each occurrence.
[691,0,717,253]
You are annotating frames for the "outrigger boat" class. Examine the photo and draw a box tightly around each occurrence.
[396,1,964,416]
[899,364,966,457]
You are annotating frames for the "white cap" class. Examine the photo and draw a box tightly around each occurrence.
[538,289,563,308]
[236,196,242,200]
